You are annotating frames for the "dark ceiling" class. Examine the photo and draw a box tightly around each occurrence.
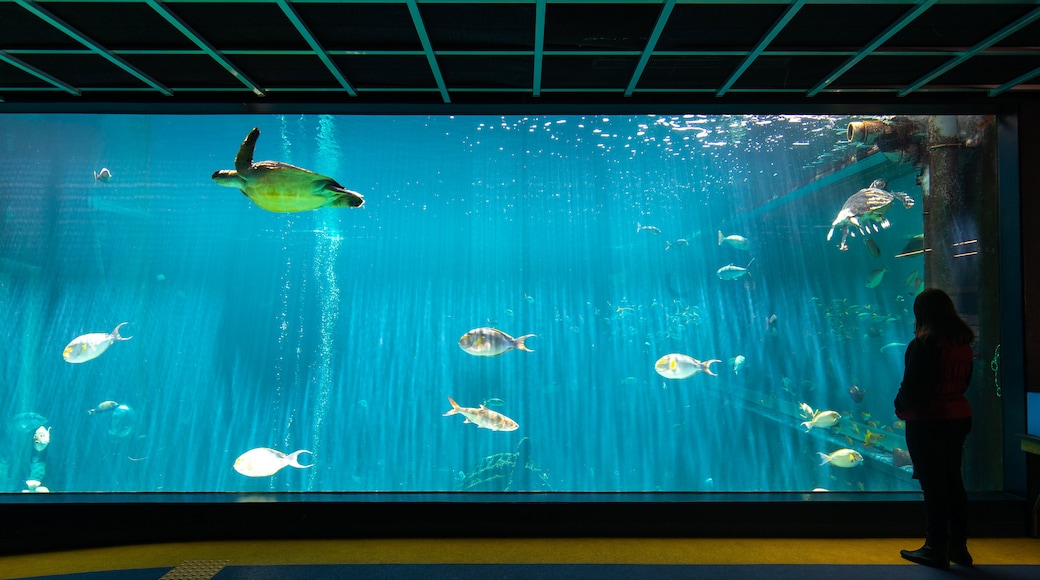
[1,0,1038,110]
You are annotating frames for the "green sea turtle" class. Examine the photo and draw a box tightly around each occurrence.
[826,179,914,251]
[211,127,364,213]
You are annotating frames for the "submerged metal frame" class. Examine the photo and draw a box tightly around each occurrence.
[1,0,1039,104]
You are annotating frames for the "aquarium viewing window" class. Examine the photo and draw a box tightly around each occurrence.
[0,113,1009,496]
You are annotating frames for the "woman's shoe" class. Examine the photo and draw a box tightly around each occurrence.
[948,545,973,566]
[900,543,949,569]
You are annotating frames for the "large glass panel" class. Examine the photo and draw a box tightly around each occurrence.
[0,113,1002,494]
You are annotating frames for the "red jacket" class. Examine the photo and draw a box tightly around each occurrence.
[894,337,973,421]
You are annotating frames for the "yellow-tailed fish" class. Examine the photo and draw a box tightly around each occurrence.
[443,396,518,431]
[801,410,840,432]
[233,448,313,477]
[63,322,132,363]
[654,353,721,379]
[817,448,864,468]
[458,327,535,357]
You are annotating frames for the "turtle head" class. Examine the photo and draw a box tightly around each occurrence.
[869,178,887,189]
[211,169,244,188]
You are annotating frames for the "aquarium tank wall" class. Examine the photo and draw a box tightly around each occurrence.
[0,113,1008,495]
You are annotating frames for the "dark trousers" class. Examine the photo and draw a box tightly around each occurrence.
[905,416,972,543]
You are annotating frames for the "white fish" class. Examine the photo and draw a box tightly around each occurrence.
[798,402,816,420]
[63,322,132,363]
[818,448,864,468]
[717,230,750,250]
[654,353,721,379]
[458,327,535,357]
[33,426,50,451]
[94,167,112,182]
[730,354,746,375]
[717,258,754,280]
[636,222,662,235]
[880,342,907,353]
[443,396,519,431]
[233,448,313,477]
[801,410,841,432]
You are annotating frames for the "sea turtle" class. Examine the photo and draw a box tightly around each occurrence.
[211,127,364,213]
[826,179,914,251]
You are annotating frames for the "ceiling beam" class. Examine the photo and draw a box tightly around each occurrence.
[990,65,1040,97]
[145,0,265,97]
[533,0,546,97]
[717,0,806,97]
[275,0,357,97]
[899,5,1040,96]
[406,0,450,103]
[0,50,80,95]
[625,0,676,97]
[13,0,173,96]
[806,0,936,97]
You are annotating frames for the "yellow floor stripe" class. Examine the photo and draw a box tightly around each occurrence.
[2,537,1039,578]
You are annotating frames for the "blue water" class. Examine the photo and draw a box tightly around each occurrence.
[0,113,969,493]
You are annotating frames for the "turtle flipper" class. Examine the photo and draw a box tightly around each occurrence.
[235,128,261,174]
[324,183,365,208]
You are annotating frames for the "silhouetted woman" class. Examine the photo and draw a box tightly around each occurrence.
[894,288,974,569]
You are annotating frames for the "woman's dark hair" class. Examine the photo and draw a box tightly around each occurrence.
[913,288,975,344]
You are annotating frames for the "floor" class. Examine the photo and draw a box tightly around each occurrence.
[3,537,1040,579]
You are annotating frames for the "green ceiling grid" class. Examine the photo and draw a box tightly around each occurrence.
[275,0,357,96]
[806,0,937,97]
[13,0,173,96]
[406,0,450,103]
[0,0,1038,102]
[899,5,1040,96]
[624,0,676,97]
[0,49,80,94]
[145,0,265,96]
[716,0,807,97]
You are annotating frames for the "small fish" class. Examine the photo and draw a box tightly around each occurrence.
[665,239,689,251]
[654,353,721,379]
[33,426,51,451]
[717,230,750,250]
[801,410,840,432]
[63,322,132,363]
[893,447,913,468]
[88,400,119,415]
[818,448,864,468]
[93,167,112,182]
[847,385,865,404]
[636,222,662,235]
[864,238,881,258]
[717,258,754,280]
[798,402,816,420]
[864,429,886,448]
[729,354,746,375]
[909,276,925,296]
[865,267,888,288]
[765,313,778,337]
[443,396,518,431]
[482,397,506,407]
[880,342,906,354]
[904,270,919,287]
[458,327,535,357]
[895,234,925,258]
[234,448,313,477]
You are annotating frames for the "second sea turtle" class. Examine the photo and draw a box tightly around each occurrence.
[211,127,364,213]
[826,179,914,251]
